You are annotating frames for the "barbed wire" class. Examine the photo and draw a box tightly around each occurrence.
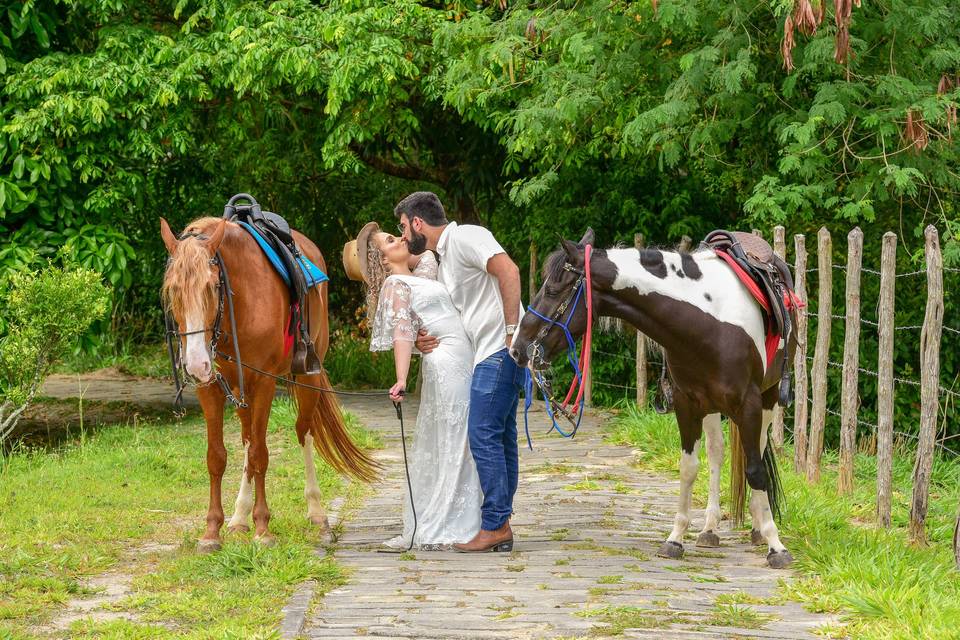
[805,394,960,457]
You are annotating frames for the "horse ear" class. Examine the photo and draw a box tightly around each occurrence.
[579,228,595,246]
[206,219,227,255]
[160,218,179,255]
[562,238,580,262]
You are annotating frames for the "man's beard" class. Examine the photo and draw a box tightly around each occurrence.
[407,229,428,255]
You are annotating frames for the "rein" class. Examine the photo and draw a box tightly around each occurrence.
[164,241,247,416]
[522,244,595,440]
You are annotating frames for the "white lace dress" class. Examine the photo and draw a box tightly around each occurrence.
[370,254,482,549]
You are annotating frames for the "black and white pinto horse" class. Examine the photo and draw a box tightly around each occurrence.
[511,229,794,569]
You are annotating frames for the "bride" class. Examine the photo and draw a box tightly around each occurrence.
[351,222,482,550]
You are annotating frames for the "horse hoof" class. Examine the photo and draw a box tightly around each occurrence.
[227,524,250,535]
[657,540,684,559]
[751,529,764,545]
[767,549,793,569]
[254,533,277,547]
[696,531,721,548]
[196,538,222,554]
[309,515,330,529]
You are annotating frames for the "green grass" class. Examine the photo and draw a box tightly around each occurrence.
[0,398,378,638]
[608,404,960,640]
[705,603,776,629]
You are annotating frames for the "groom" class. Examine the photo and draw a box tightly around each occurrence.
[395,191,524,552]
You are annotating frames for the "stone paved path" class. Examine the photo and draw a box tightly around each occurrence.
[298,396,835,640]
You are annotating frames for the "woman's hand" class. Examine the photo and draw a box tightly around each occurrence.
[389,381,407,402]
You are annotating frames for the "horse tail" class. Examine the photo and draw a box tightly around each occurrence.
[308,370,381,483]
[763,435,785,523]
[728,420,747,528]
[729,421,785,526]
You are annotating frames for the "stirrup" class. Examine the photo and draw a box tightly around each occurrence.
[291,341,322,376]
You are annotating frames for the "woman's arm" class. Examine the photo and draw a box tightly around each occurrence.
[389,339,413,402]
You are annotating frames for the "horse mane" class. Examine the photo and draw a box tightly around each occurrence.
[161,217,222,321]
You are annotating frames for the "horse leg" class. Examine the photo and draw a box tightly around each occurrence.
[293,381,334,542]
[658,395,705,559]
[695,413,724,548]
[226,437,253,534]
[197,385,227,553]
[247,381,278,545]
[748,394,793,568]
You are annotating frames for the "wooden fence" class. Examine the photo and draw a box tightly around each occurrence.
[528,224,960,567]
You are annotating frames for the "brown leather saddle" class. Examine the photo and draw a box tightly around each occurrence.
[703,230,799,407]
[223,193,321,375]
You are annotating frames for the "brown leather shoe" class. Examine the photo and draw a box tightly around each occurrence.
[453,522,513,553]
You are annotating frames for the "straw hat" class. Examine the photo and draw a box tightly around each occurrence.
[342,221,380,283]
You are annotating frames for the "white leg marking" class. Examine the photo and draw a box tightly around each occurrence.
[700,414,724,535]
[752,410,787,553]
[184,312,212,382]
[302,434,326,523]
[228,443,253,529]
[667,440,701,544]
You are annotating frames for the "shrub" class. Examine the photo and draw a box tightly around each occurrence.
[0,264,111,442]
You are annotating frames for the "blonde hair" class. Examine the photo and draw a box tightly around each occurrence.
[364,241,389,327]
[161,217,220,322]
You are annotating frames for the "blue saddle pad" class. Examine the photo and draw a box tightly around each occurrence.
[236,221,329,289]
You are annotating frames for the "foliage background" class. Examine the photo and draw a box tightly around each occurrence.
[2,0,958,441]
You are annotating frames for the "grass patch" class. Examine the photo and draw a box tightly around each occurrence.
[0,400,376,637]
[563,479,601,491]
[597,575,623,584]
[528,461,579,475]
[705,603,776,629]
[608,404,960,640]
[576,605,675,635]
[549,528,571,541]
[715,591,784,606]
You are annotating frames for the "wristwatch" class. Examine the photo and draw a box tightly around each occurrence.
[505,324,517,336]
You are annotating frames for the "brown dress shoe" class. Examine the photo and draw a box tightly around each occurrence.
[453,522,513,553]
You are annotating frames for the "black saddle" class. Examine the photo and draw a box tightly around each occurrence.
[223,193,321,375]
[703,230,798,407]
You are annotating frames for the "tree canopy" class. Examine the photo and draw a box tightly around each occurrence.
[2,0,958,317]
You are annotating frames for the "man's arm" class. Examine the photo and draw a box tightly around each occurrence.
[486,253,521,347]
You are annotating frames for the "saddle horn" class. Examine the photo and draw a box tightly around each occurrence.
[223,193,261,220]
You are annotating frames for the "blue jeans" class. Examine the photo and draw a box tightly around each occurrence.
[469,348,524,531]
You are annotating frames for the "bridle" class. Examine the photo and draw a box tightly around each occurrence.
[163,232,246,416]
[522,244,595,438]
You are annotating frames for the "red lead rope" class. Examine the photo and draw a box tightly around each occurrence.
[560,245,594,413]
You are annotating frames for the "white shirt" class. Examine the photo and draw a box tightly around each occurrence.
[436,222,522,367]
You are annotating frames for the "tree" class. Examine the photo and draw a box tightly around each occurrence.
[0,263,110,442]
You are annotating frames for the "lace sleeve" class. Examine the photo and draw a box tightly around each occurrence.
[370,277,420,352]
[411,251,439,280]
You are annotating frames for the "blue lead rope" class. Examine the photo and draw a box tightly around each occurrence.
[521,281,589,448]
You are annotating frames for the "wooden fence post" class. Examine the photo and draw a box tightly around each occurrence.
[838,227,863,495]
[635,233,648,408]
[877,232,897,527]
[954,508,960,569]
[910,225,943,545]
[807,227,832,483]
[529,241,538,301]
[772,226,787,452]
[793,234,809,473]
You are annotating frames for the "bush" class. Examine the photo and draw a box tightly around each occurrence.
[0,264,110,442]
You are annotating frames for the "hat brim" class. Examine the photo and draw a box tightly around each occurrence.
[342,239,363,282]
[356,221,381,284]
[342,221,381,284]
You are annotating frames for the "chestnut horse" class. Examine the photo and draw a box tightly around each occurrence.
[160,216,378,551]
[512,229,793,569]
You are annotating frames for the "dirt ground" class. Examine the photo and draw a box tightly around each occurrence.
[10,369,197,447]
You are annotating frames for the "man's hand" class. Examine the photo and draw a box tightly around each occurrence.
[389,381,406,402]
[415,328,439,354]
